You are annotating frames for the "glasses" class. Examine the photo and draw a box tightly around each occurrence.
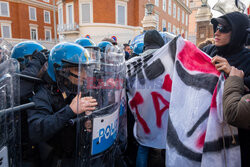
[216,25,231,33]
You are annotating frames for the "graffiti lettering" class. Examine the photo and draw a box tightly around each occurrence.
[130,92,151,134]
[151,92,170,128]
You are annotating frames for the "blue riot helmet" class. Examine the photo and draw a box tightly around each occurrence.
[97,41,112,53]
[11,41,45,70]
[75,38,100,63]
[132,42,144,56]
[47,42,90,95]
[75,37,98,49]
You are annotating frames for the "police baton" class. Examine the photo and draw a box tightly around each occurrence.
[0,102,35,113]
[15,73,43,83]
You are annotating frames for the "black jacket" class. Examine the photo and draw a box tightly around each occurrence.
[20,50,47,102]
[203,45,250,88]
[203,12,250,167]
[27,84,76,166]
[19,51,48,164]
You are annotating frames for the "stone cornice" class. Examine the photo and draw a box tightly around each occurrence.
[116,0,129,2]
[56,0,62,5]
[78,23,142,31]
[174,0,192,14]
[8,0,57,11]
[29,23,39,27]
[0,20,12,24]
[44,26,52,29]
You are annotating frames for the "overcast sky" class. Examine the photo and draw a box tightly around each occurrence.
[207,0,250,17]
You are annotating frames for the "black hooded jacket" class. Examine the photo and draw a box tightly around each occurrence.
[202,12,250,88]
[203,12,250,167]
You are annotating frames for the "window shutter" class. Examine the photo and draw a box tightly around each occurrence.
[82,4,90,23]
[118,5,125,25]
[45,30,51,41]
[2,26,10,38]
[45,11,50,23]
[30,8,36,20]
[58,8,63,25]
[68,5,73,24]
[1,3,8,16]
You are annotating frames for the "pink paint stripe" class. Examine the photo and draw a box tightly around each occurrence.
[177,41,220,77]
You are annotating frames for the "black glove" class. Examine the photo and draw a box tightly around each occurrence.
[32,49,50,65]
[40,49,50,58]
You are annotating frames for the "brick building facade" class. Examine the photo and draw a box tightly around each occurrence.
[56,0,191,44]
[0,0,57,48]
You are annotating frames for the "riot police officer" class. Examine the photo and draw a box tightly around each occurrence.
[75,37,97,48]
[131,42,144,58]
[98,41,112,53]
[26,42,97,167]
[11,41,47,71]
[11,41,49,167]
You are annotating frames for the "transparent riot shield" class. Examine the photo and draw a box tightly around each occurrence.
[0,38,13,64]
[74,46,126,167]
[0,58,20,167]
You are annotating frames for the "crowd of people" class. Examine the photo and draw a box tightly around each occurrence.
[0,11,249,167]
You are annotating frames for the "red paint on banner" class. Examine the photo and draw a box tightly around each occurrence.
[196,131,206,148]
[177,41,220,77]
[151,92,170,128]
[130,92,151,134]
[162,74,172,92]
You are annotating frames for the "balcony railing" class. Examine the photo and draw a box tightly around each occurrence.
[57,23,79,33]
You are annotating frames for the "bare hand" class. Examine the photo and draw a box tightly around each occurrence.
[70,93,98,114]
[211,56,231,74]
[229,66,244,78]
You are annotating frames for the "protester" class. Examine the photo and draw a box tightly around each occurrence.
[123,43,132,60]
[202,12,250,167]
[223,66,250,129]
[135,30,165,167]
[222,66,250,167]
[27,43,97,167]
[202,12,250,87]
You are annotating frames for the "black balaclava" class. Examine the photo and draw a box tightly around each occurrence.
[143,30,165,51]
[211,12,249,56]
